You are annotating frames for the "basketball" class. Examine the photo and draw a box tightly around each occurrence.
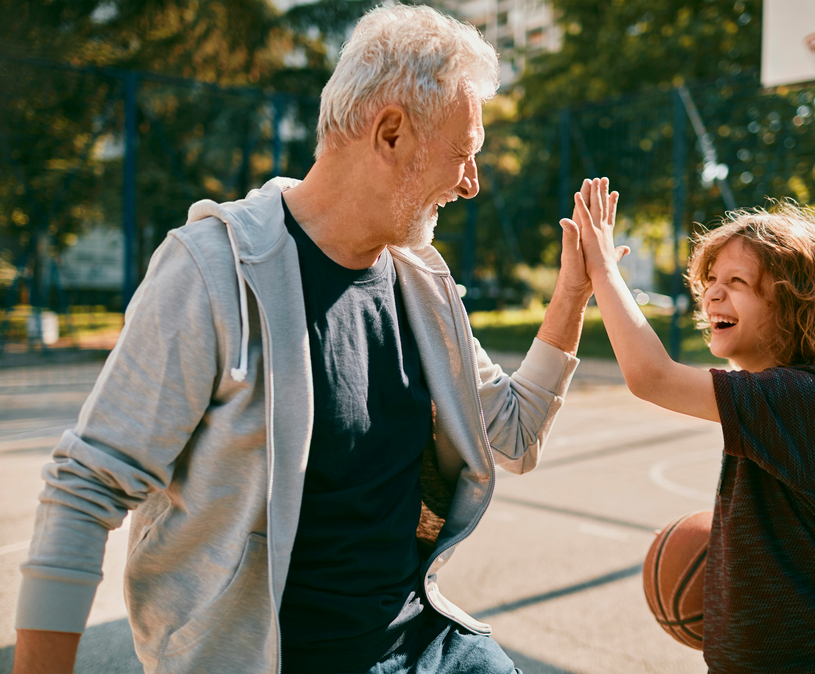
[642,510,713,650]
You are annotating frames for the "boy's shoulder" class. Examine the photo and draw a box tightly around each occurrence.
[714,365,815,414]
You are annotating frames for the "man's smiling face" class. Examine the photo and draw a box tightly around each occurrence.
[703,238,778,371]
[391,86,484,248]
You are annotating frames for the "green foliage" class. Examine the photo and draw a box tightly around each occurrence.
[443,0,815,299]
[520,0,761,112]
[470,305,726,364]
[0,0,374,301]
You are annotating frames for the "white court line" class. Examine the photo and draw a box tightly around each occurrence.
[579,523,629,542]
[649,449,717,502]
[0,516,131,557]
[0,421,75,443]
[0,540,30,556]
[547,421,688,449]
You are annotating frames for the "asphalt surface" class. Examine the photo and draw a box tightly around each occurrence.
[0,352,720,673]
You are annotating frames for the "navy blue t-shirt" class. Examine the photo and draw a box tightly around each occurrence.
[278,201,432,673]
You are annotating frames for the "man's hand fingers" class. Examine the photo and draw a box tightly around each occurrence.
[559,217,580,246]
[614,245,630,263]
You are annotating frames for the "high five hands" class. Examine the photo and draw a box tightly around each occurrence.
[559,177,629,291]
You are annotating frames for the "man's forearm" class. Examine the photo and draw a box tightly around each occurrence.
[536,284,591,356]
[13,629,80,674]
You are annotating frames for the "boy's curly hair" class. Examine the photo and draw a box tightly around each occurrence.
[686,200,815,367]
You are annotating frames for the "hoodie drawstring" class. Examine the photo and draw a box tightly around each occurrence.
[225,222,250,382]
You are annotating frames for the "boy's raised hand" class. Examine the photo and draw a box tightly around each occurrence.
[562,177,627,280]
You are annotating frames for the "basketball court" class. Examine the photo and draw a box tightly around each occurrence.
[0,354,721,673]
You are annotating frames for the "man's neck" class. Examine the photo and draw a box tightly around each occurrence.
[281,150,396,270]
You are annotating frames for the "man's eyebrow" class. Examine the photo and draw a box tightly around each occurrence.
[464,130,485,154]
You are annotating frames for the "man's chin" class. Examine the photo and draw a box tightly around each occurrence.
[401,215,437,249]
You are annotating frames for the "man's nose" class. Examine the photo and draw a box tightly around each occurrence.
[456,158,479,199]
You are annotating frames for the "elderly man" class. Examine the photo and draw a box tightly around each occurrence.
[14,5,597,673]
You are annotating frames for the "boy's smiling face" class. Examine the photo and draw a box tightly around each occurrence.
[703,238,779,372]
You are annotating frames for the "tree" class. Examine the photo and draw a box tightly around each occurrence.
[450,0,812,298]
[520,0,761,113]
[0,0,373,309]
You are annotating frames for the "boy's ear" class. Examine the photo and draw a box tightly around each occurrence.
[371,105,416,166]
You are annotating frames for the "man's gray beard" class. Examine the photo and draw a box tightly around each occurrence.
[390,147,437,249]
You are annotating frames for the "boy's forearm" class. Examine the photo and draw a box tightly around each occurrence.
[13,629,80,674]
[590,266,671,391]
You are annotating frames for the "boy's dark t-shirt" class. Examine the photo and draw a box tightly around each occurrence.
[706,366,815,673]
[278,202,432,673]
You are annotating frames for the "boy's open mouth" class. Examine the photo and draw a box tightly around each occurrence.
[711,315,738,330]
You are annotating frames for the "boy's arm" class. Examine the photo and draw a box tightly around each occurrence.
[13,630,79,674]
[572,178,719,422]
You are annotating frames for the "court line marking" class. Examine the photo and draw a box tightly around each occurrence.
[473,563,643,619]
[579,522,629,542]
[494,495,657,532]
[648,449,718,502]
[0,540,30,556]
[0,516,131,557]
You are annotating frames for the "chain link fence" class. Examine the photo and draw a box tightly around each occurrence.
[2,60,814,372]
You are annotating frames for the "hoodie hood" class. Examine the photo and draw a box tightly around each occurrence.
[186,177,300,381]
[187,177,301,261]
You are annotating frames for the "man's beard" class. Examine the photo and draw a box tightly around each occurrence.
[390,145,449,249]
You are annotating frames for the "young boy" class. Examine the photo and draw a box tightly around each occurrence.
[567,178,815,673]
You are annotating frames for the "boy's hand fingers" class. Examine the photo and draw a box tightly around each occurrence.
[580,178,591,209]
[590,178,602,225]
[575,192,592,229]
[614,245,630,263]
[609,190,619,226]
[600,177,609,223]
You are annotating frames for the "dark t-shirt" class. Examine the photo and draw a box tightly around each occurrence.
[706,366,815,673]
[278,202,432,673]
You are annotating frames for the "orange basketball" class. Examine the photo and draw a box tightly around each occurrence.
[642,510,713,650]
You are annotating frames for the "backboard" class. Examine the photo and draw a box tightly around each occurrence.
[762,0,815,87]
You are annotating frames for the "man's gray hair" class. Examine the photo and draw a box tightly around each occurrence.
[315,4,499,158]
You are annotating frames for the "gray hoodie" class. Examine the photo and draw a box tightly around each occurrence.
[16,178,578,673]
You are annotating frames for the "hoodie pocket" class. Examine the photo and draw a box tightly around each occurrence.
[157,532,273,673]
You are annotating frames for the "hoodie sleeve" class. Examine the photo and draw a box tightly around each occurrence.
[16,233,220,634]
[477,337,578,474]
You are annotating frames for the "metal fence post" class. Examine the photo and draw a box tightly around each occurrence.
[462,200,477,292]
[122,70,138,308]
[272,97,283,176]
[559,108,571,221]
[670,88,687,362]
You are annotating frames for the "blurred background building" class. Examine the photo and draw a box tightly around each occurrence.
[438,0,561,85]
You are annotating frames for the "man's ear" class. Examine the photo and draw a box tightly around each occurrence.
[371,105,416,166]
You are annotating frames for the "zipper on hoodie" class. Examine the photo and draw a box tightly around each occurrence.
[421,274,497,631]
[243,273,283,674]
